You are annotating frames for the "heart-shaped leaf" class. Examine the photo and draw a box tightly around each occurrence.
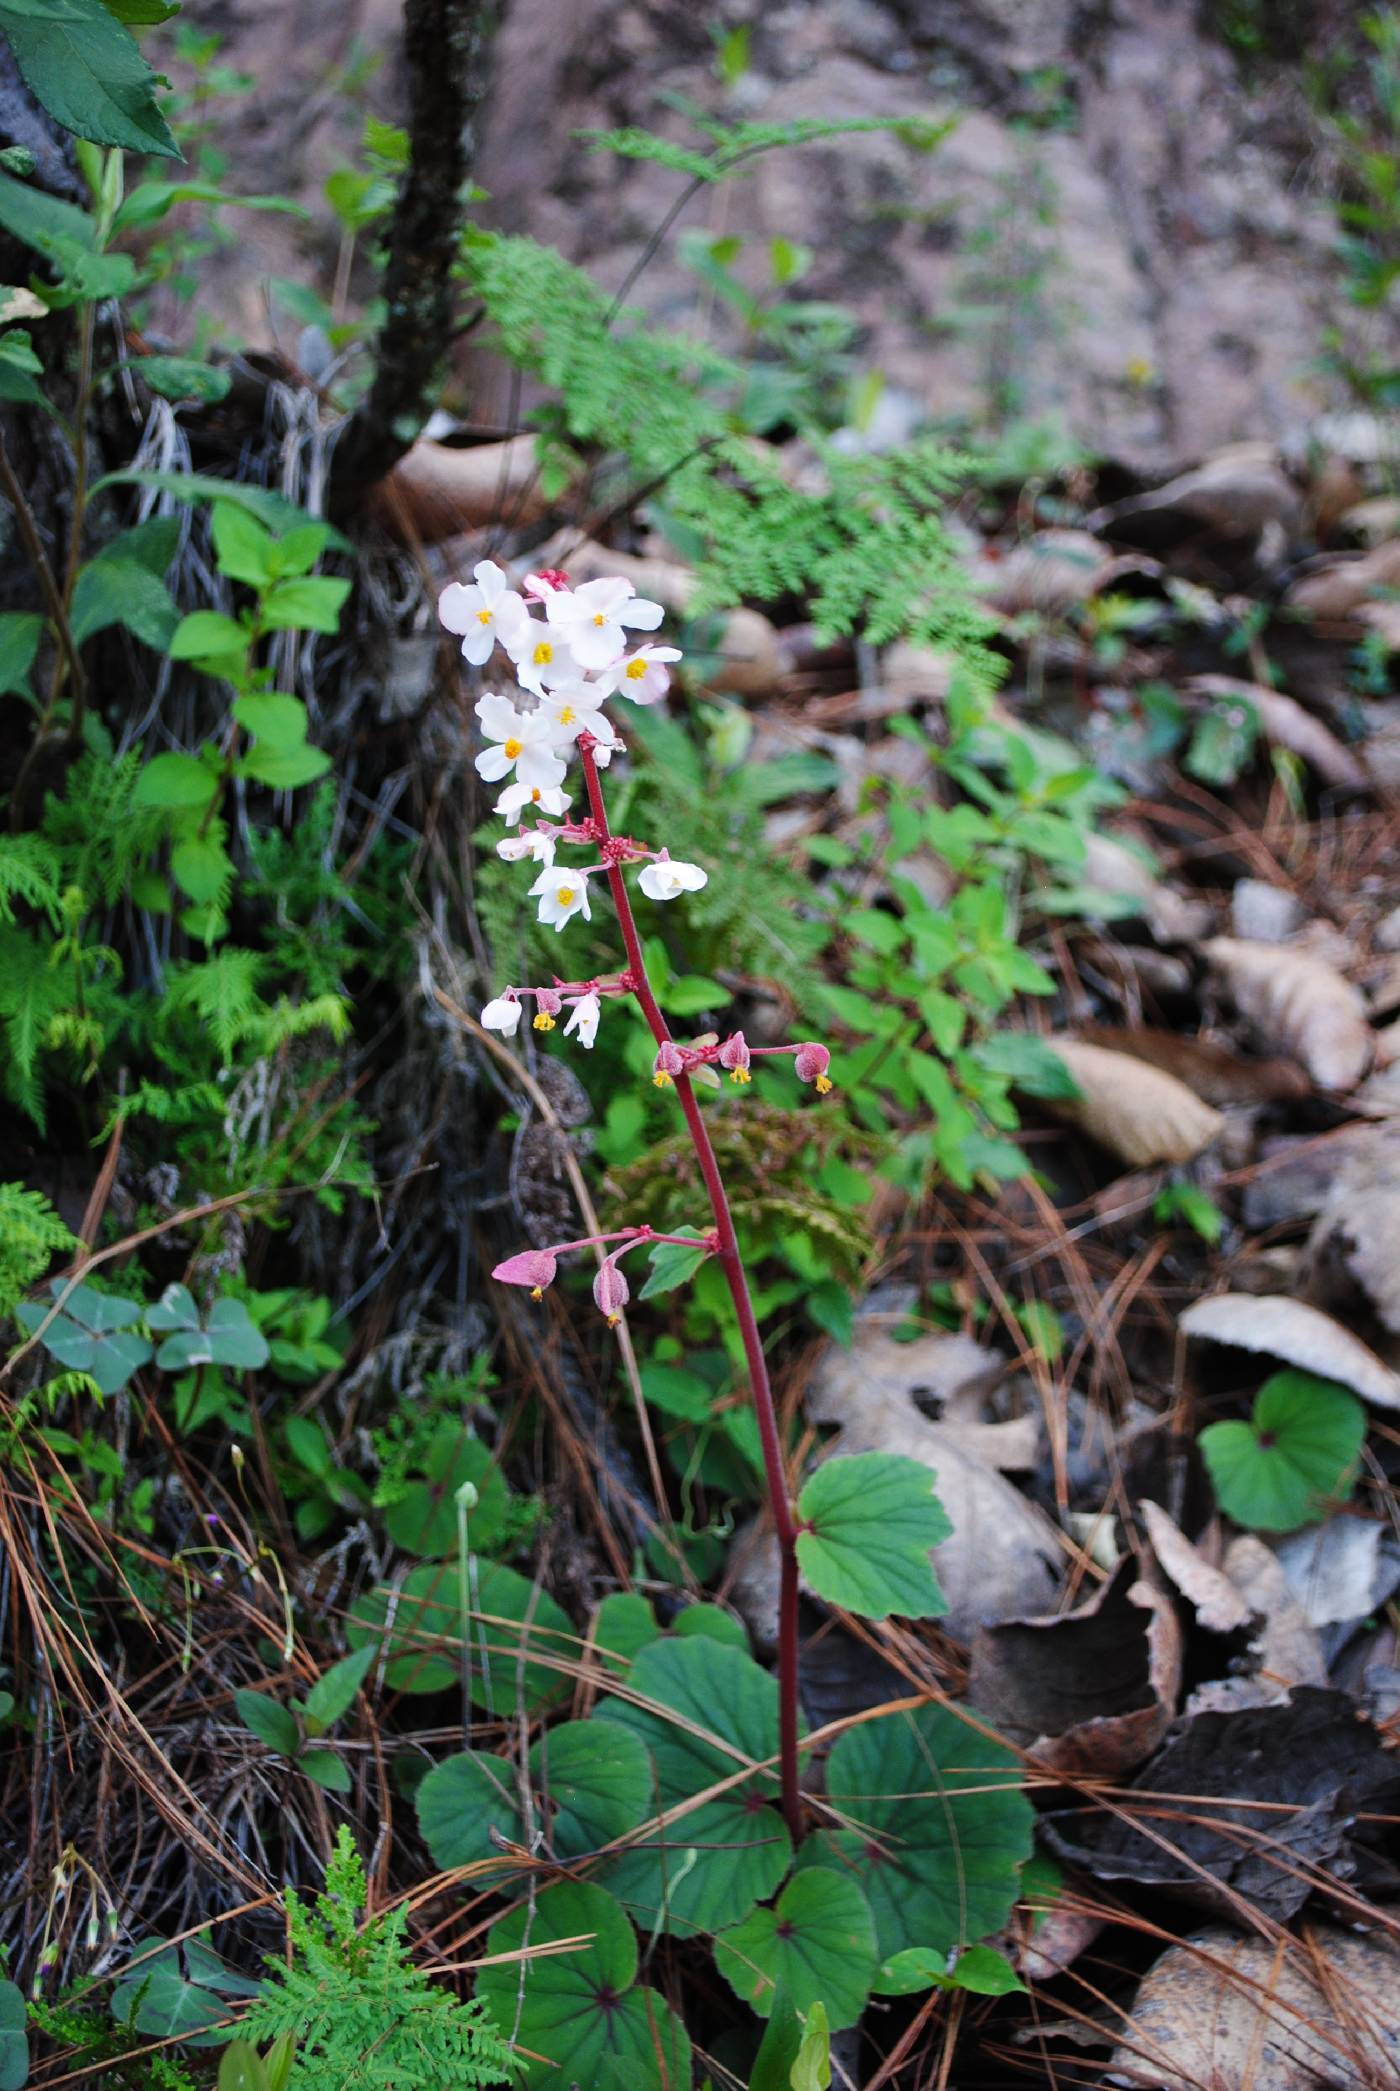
[799,1702,1033,1959]
[16,1283,151,1394]
[345,1559,573,1710]
[1199,1369,1366,1532]
[714,1867,876,2030]
[475,1881,691,2091]
[796,1452,950,1619]
[595,1636,795,1937]
[417,1721,653,1874]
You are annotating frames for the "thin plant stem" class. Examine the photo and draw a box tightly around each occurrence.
[455,1480,476,1746]
[579,742,803,1840]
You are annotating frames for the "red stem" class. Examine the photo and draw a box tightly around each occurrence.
[579,744,803,1842]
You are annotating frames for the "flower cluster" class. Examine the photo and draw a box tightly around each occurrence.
[493,1225,717,1326]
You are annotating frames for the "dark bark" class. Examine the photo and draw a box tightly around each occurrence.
[328,0,499,515]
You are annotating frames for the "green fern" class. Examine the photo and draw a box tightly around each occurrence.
[581,104,954,182]
[0,1181,75,1319]
[236,1828,512,2091]
[0,833,62,924]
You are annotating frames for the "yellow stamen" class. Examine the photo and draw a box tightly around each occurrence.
[729,1066,751,1084]
[503,737,523,759]
[593,612,607,626]
[529,1285,543,1302]
[555,886,576,906]
[625,658,647,680]
[476,608,493,625]
[606,1311,621,1326]
[557,706,576,725]
[530,788,542,802]
[653,1071,673,1088]
[533,1012,556,1032]
[815,1073,833,1094]
[532,641,553,665]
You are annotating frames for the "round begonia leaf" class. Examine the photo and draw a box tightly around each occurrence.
[714,1867,877,2030]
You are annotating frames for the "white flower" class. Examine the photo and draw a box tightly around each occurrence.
[545,576,664,672]
[497,828,557,868]
[529,865,593,932]
[563,991,601,1048]
[509,622,583,698]
[495,779,572,825]
[538,678,616,750]
[474,693,567,791]
[599,642,682,706]
[637,856,708,901]
[439,562,530,667]
[481,993,523,1037]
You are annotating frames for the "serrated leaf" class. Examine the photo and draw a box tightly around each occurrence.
[0,169,95,262]
[128,354,231,404]
[170,829,233,907]
[232,692,307,748]
[475,1881,691,2091]
[239,743,332,790]
[166,610,247,663]
[795,1452,950,1619]
[233,1689,298,1757]
[973,1032,1080,1100]
[715,1868,876,2030]
[638,1226,710,1300]
[0,0,179,157]
[70,555,179,649]
[800,1701,1034,1959]
[1199,1369,1366,1532]
[132,752,218,810]
[259,575,349,635]
[91,470,351,550]
[595,1636,795,1937]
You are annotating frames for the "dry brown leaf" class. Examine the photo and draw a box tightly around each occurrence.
[1046,1040,1225,1167]
[968,528,1117,615]
[1341,493,1400,544]
[1140,1502,1253,1634]
[808,1328,1059,1640]
[1302,1128,1400,1333]
[1077,1025,1310,1106]
[1107,1925,1400,2090]
[1091,441,1302,544]
[1287,536,1400,623]
[1276,1514,1400,1630]
[1080,833,1214,942]
[969,1555,1181,1776]
[1202,936,1374,1091]
[1186,674,1368,790]
[374,434,557,538]
[1220,1535,1328,1695]
[1178,1292,1400,1410]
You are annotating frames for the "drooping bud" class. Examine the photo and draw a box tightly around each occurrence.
[719,1031,752,1084]
[652,1041,685,1088]
[493,1249,558,1302]
[592,1259,630,1326]
[794,1041,833,1093]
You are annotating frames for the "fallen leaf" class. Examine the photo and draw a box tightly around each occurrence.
[1043,1041,1225,1167]
[1242,1128,1381,1231]
[968,528,1117,615]
[968,1555,1181,1776]
[1076,1025,1309,1106]
[1045,1686,1400,1921]
[1178,1292,1400,1411]
[808,1328,1060,1640]
[1276,1514,1400,1631]
[1214,1534,1328,1703]
[1186,674,1368,790]
[1202,937,1374,1090]
[1140,1502,1252,1634]
[1302,1128,1400,1333]
[1287,537,1400,624]
[1079,833,1214,942]
[1108,1925,1400,2089]
[375,434,558,538]
[1091,442,1302,546]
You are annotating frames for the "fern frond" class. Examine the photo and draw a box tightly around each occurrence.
[0,1181,75,1319]
[0,834,62,925]
[161,950,266,1063]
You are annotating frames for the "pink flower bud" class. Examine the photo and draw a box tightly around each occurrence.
[493,1249,558,1301]
[525,568,569,598]
[535,987,563,1015]
[593,1260,630,1325]
[652,1040,685,1088]
[794,1042,833,1093]
[719,1031,752,1083]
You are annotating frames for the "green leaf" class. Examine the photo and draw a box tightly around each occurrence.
[415,1749,520,1870]
[800,1701,1034,1959]
[0,169,95,261]
[672,1600,748,1649]
[113,180,305,234]
[595,1636,795,1937]
[0,0,179,156]
[170,828,234,907]
[475,1881,692,2091]
[795,1453,950,1619]
[127,354,231,404]
[872,1946,949,1995]
[592,1591,660,1674]
[233,693,310,749]
[217,2041,270,2091]
[70,553,179,649]
[790,1999,832,2091]
[299,1644,374,1731]
[211,502,274,587]
[345,1558,573,1710]
[259,574,350,635]
[167,609,247,663]
[239,742,332,790]
[943,1944,1026,1995]
[0,327,45,405]
[297,1746,351,1793]
[91,471,351,551]
[1199,1369,1366,1533]
[15,1284,152,1394]
[234,1689,299,1757]
[0,612,43,700]
[974,1032,1080,1101]
[111,1942,246,2046]
[381,1426,509,1557]
[133,752,218,810]
[638,1226,711,1300]
[0,1977,27,2091]
[715,1868,876,2030]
